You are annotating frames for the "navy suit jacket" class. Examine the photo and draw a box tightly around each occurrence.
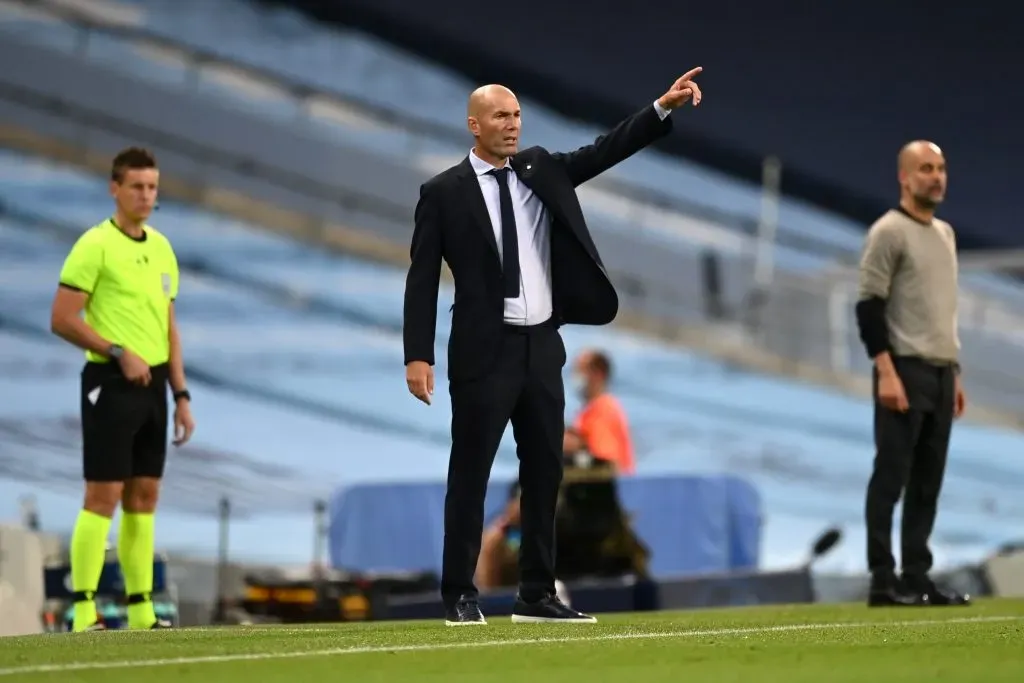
[403,104,673,382]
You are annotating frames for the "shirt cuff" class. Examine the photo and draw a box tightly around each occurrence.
[652,99,671,120]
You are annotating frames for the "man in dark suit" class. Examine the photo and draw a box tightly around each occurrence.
[403,68,704,625]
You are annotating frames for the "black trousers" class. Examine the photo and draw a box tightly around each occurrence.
[865,356,955,578]
[442,319,566,607]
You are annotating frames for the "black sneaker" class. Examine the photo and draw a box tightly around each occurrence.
[149,618,174,629]
[444,595,487,626]
[511,594,597,623]
[867,574,927,607]
[903,575,971,606]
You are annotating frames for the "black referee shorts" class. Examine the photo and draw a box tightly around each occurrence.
[80,361,169,482]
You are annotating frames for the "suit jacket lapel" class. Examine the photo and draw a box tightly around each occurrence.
[511,155,593,257]
[458,158,499,261]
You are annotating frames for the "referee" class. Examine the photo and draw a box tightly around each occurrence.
[49,147,196,631]
[855,140,969,607]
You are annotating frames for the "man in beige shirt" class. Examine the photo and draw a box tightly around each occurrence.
[855,140,969,608]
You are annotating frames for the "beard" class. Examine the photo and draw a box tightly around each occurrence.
[913,191,943,209]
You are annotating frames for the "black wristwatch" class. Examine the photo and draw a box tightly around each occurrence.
[173,389,191,403]
[108,344,124,360]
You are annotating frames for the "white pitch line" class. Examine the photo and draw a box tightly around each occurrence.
[1,615,1019,677]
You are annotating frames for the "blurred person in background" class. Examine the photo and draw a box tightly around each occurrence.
[855,140,969,608]
[475,481,522,592]
[403,68,704,625]
[476,483,573,605]
[563,349,635,475]
[475,482,630,603]
[558,350,648,583]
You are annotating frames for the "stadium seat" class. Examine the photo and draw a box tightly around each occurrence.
[1,150,1022,574]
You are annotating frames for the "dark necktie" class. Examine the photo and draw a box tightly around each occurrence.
[488,167,521,298]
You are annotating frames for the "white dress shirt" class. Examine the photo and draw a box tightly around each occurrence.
[470,100,671,325]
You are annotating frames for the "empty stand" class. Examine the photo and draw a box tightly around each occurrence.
[1,150,1022,573]
[4,0,1024,419]
[0,0,876,258]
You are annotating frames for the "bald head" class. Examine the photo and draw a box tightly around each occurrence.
[468,84,517,117]
[897,140,947,210]
[467,84,522,164]
[898,140,943,173]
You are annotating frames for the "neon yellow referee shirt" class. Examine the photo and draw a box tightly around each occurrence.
[58,218,180,366]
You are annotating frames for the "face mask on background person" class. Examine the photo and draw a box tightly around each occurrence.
[570,373,586,397]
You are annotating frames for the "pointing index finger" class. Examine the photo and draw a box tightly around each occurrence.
[679,66,703,82]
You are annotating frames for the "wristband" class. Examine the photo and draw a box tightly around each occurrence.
[855,297,891,358]
[173,389,191,403]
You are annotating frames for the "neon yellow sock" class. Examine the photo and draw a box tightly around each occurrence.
[70,509,112,632]
[118,512,157,629]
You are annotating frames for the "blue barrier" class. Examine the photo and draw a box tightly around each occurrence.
[328,475,762,579]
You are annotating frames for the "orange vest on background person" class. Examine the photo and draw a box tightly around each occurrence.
[573,393,635,475]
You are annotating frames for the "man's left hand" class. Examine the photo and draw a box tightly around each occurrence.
[954,375,967,419]
[658,67,703,110]
[173,399,196,446]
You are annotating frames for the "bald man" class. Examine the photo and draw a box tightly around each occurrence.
[855,140,970,608]
[403,70,703,625]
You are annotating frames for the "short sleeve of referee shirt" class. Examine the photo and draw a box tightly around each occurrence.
[59,229,104,294]
[168,248,180,302]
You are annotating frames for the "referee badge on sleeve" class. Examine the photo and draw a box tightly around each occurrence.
[161,273,171,296]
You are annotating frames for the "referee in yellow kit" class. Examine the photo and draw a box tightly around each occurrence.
[50,147,196,632]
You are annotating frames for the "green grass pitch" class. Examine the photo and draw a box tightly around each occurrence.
[2,598,1022,682]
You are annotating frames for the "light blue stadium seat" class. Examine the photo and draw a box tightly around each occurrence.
[9,0,1022,300]
[120,0,892,256]
[0,0,872,255]
[2,149,1022,572]
[0,329,463,562]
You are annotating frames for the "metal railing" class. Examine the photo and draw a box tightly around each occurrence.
[751,268,1024,419]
